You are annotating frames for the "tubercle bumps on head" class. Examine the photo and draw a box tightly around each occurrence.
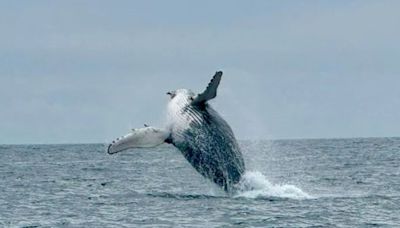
[167,91,177,99]
[112,135,125,143]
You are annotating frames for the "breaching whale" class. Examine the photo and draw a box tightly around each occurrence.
[107,71,245,191]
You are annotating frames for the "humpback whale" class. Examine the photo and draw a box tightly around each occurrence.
[107,71,245,192]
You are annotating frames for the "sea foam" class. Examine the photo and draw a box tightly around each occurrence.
[234,171,312,200]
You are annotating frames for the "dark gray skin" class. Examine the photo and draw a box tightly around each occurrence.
[167,104,245,191]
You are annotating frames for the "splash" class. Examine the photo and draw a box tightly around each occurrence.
[234,171,312,200]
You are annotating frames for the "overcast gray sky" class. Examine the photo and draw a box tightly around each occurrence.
[1,1,399,144]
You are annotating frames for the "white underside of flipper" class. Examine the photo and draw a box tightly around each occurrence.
[108,127,170,154]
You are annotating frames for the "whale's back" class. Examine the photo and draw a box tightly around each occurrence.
[170,104,245,191]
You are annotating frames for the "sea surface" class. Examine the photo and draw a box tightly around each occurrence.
[1,138,399,227]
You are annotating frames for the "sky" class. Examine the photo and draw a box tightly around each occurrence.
[1,1,399,144]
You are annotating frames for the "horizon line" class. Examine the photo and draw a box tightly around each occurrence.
[1,135,399,146]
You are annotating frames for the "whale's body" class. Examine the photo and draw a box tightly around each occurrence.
[108,71,245,192]
[167,89,245,191]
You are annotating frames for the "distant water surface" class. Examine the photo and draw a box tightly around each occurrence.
[1,138,399,227]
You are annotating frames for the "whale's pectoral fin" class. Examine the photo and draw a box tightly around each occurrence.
[192,71,222,105]
[107,127,170,154]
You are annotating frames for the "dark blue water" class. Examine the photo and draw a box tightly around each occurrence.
[1,138,399,227]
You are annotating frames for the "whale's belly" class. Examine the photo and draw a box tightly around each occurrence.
[170,105,245,191]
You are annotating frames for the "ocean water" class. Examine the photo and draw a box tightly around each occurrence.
[1,137,399,227]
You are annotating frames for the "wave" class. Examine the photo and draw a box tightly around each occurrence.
[145,192,226,200]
